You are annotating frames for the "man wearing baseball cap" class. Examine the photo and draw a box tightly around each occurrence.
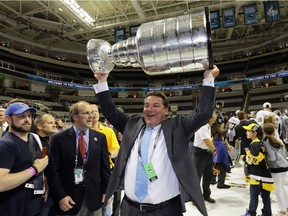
[256,102,273,126]
[0,99,49,216]
[256,102,282,139]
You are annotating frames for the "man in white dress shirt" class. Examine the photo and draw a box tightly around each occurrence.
[93,63,219,216]
[194,112,217,203]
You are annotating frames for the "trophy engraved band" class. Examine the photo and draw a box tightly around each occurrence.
[87,7,212,76]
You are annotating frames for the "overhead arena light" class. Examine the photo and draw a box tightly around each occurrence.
[60,0,95,27]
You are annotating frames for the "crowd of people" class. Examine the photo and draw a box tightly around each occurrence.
[0,63,288,216]
[0,99,121,216]
[196,102,288,216]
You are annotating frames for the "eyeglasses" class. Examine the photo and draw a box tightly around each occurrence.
[76,111,96,116]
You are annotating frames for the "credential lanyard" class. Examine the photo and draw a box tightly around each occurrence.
[137,126,161,165]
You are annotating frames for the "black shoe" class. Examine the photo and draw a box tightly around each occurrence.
[211,180,217,185]
[204,197,216,203]
[217,184,231,189]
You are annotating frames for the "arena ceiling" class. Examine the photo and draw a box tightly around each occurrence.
[0,0,288,67]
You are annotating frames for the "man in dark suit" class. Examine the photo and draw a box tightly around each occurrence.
[49,101,111,216]
[92,64,219,216]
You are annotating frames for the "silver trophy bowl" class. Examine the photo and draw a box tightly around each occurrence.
[87,7,212,76]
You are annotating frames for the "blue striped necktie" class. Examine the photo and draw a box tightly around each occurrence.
[135,126,153,201]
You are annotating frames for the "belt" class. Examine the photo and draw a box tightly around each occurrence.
[194,147,211,152]
[124,195,179,212]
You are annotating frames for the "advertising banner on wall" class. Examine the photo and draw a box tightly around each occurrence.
[264,1,281,22]
[223,7,236,28]
[130,25,140,37]
[114,27,126,43]
[210,10,221,30]
[243,4,258,25]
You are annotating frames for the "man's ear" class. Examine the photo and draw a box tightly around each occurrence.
[5,115,11,124]
[72,114,77,123]
[36,123,42,130]
[165,108,169,115]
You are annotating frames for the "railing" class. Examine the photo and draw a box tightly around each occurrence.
[0,60,15,71]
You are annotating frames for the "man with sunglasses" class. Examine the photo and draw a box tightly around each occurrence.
[0,99,49,216]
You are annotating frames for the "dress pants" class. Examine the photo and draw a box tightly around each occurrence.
[194,147,213,199]
[56,196,102,216]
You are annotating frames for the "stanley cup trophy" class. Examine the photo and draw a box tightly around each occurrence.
[87,7,213,76]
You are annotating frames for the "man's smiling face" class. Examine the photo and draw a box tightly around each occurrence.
[143,96,168,127]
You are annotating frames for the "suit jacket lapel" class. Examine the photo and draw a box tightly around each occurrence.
[119,118,145,172]
[161,121,173,156]
[125,118,145,152]
[88,129,94,147]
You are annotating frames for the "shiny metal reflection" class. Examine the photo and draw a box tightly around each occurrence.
[87,7,212,76]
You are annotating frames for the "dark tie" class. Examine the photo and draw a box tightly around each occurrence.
[79,131,86,162]
[135,126,153,201]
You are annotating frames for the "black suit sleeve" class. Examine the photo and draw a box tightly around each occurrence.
[182,86,215,140]
[98,132,111,195]
[97,90,129,134]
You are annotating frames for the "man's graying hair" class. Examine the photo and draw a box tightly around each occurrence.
[69,101,90,123]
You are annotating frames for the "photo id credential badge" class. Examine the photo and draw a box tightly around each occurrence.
[144,163,158,182]
[74,168,84,184]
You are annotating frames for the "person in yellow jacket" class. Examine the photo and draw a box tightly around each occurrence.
[90,104,120,168]
[90,104,120,216]
[242,123,274,216]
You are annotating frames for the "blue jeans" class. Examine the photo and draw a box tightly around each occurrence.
[248,184,272,216]
[102,195,114,216]
[40,197,55,216]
